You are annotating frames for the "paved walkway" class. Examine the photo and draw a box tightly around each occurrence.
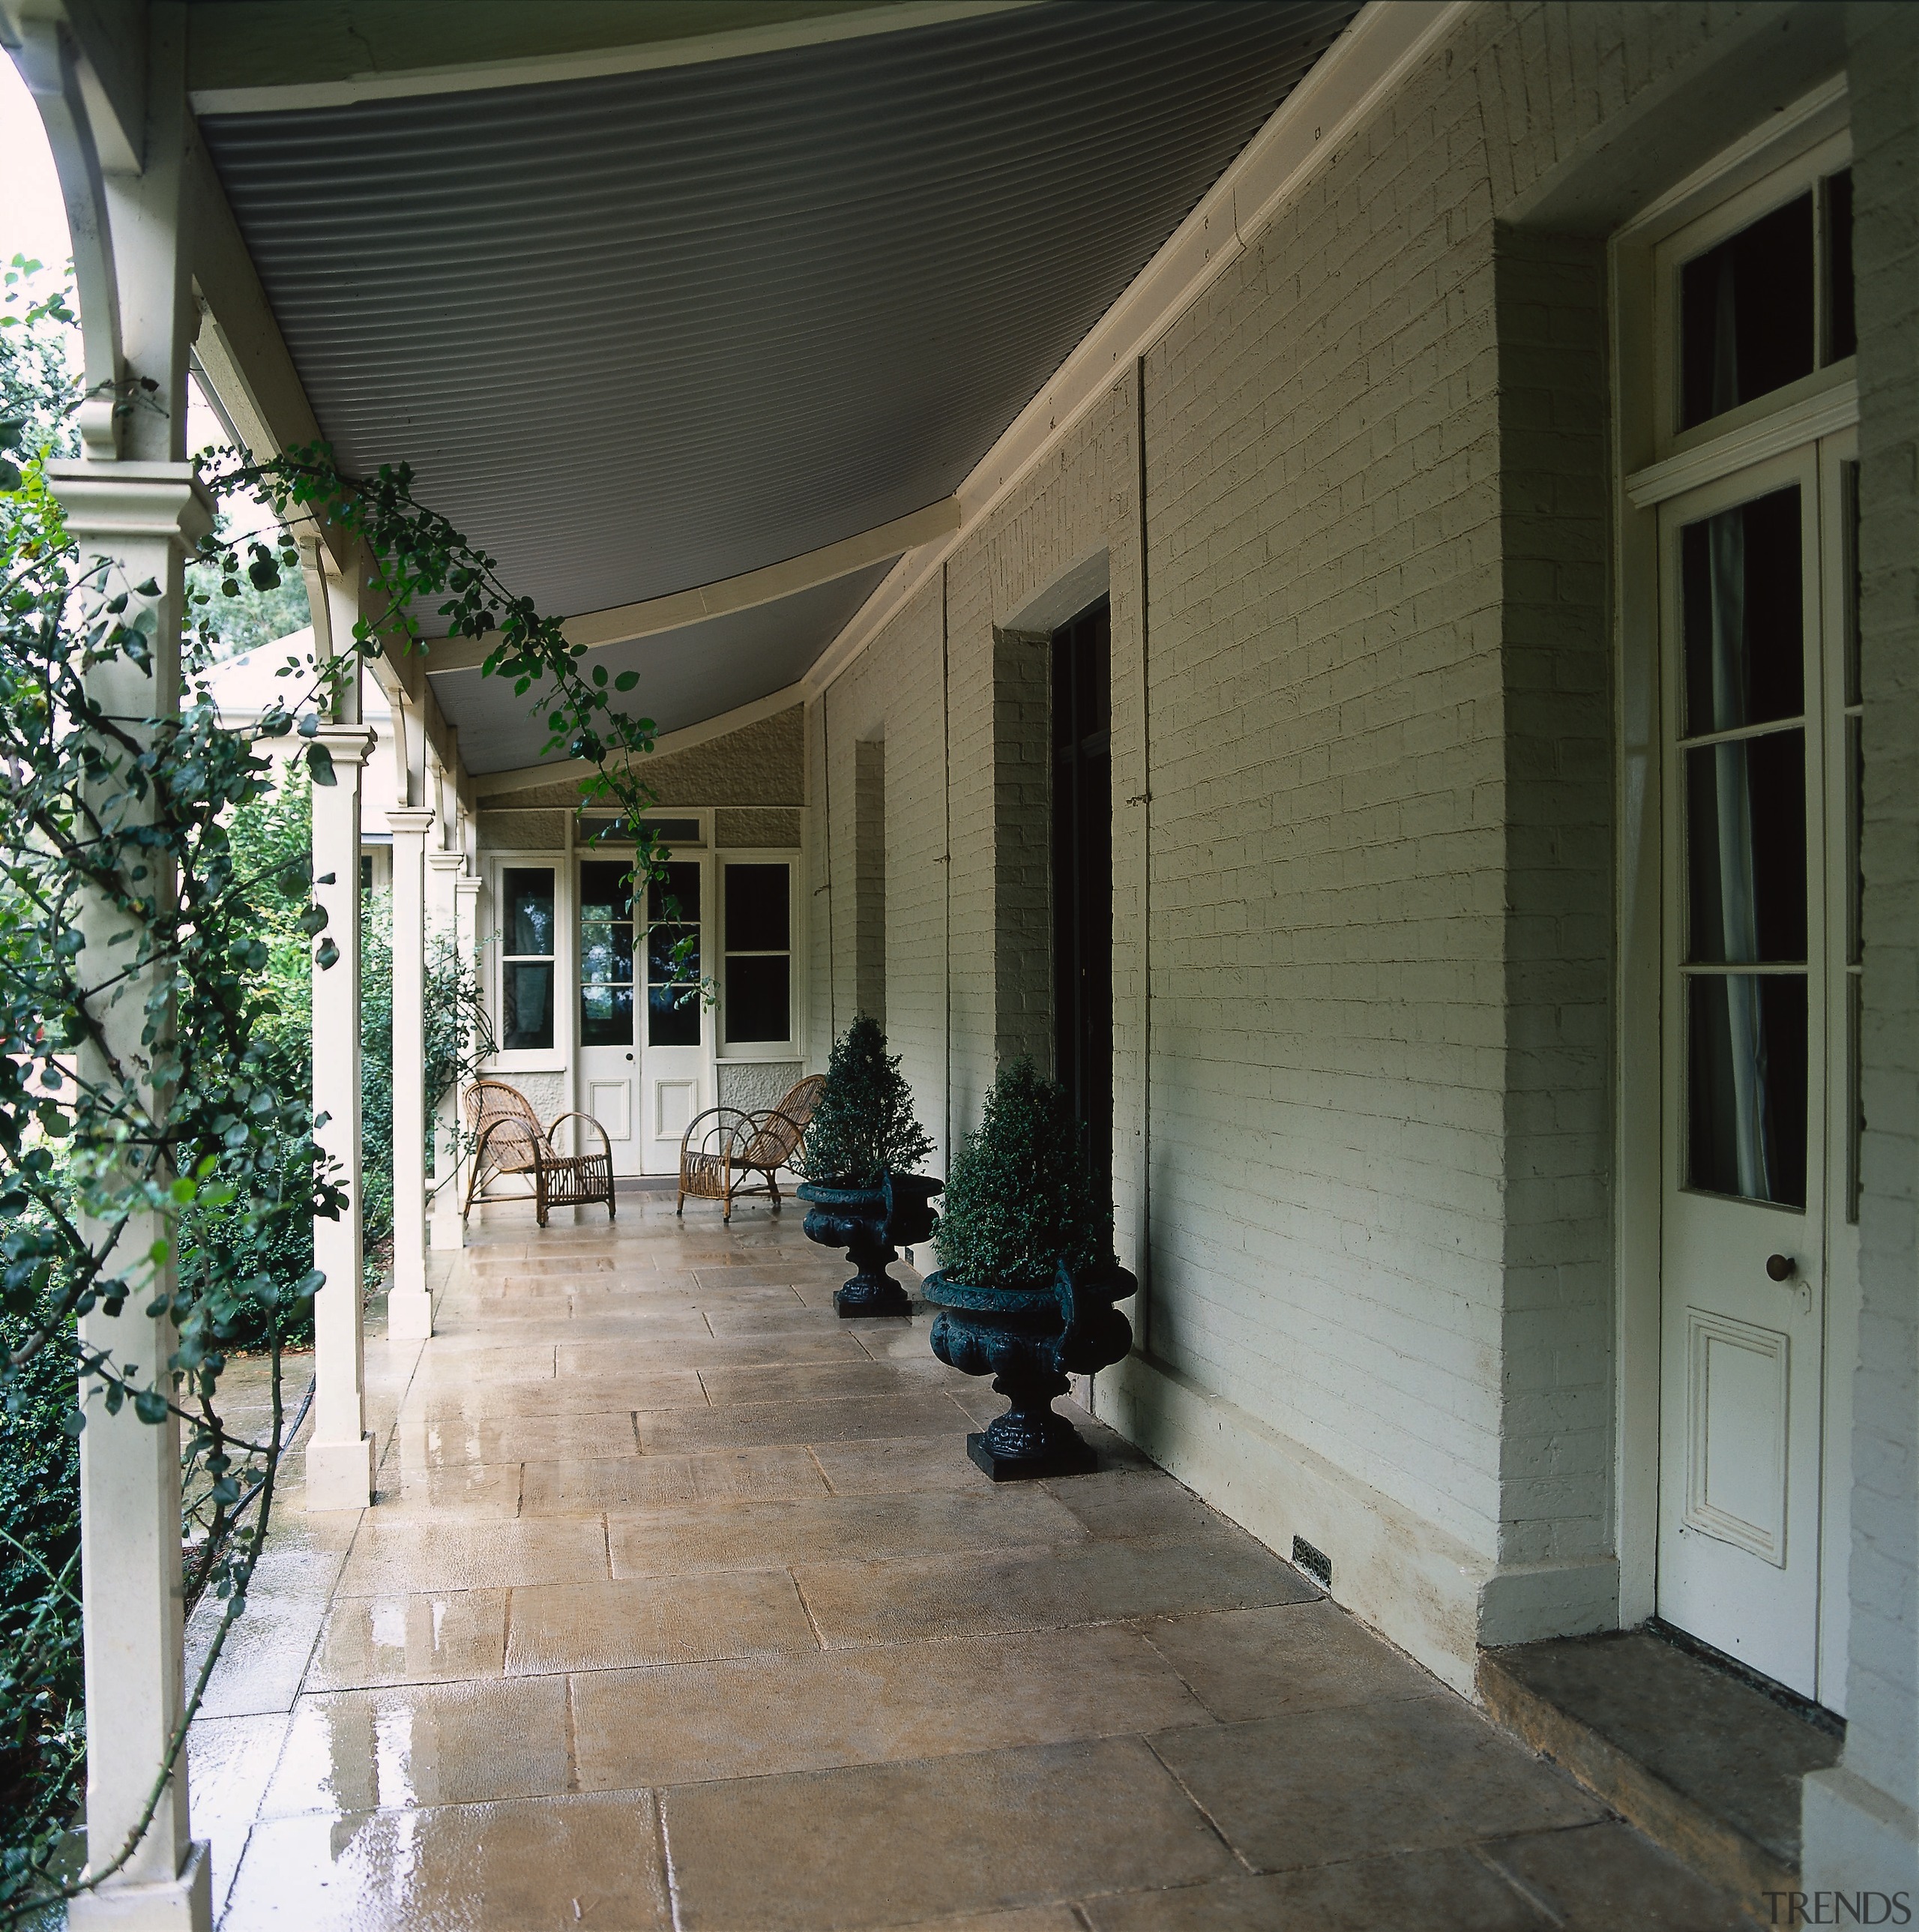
[185,1197,1754,1930]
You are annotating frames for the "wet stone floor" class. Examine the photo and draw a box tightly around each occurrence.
[186,1196,1757,1930]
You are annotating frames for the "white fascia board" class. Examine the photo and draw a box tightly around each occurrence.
[805,0,1470,695]
[424,497,959,676]
[188,1,1037,115]
[472,682,806,799]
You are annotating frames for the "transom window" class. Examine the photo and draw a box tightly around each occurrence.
[1677,166,1855,433]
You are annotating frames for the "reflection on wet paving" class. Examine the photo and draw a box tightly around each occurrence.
[195,1195,1752,1931]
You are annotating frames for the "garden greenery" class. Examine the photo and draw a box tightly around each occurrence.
[932,1058,1114,1291]
[0,256,673,1921]
[799,1016,934,1190]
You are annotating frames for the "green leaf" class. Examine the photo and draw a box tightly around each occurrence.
[306,741,337,786]
[614,670,639,692]
[133,1388,169,1425]
[315,937,340,971]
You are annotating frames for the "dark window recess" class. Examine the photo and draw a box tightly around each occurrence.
[1681,487,1804,735]
[1292,1537,1333,1589]
[1687,973,1808,1209]
[579,860,635,1048]
[646,861,702,1047]
[1825,169,1856,364]
[1052,599,1113,1216]
[360,855,373,893]
[723,864,792,1044]
[644,818,702,845]
[1681,192,1815,429]
[501,867,555,1051]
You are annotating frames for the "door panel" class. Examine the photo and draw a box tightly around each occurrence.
[1657,445,1827,1699]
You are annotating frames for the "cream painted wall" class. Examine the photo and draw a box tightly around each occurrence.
[801,1,1892,1700]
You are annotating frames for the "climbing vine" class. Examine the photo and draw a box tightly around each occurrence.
[0,262,675,1918]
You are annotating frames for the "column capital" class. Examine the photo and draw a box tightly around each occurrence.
[309,723,376,765]
[454,873,483,897]
[44,460,216,551]
[427,849,469,873]
[386,807,437,839]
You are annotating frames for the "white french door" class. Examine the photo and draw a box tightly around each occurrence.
[577,858,642,1177]
[1656,430,1859,1709]
[639,857,710,1173]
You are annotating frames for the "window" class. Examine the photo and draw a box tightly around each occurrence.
[1677,166,1855,431]
[578,861,634,1047]
[646,861,702,1047]
[723,863,792,1046]
[500,867,556,1051]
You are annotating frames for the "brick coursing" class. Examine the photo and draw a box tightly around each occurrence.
[804,1,1900,1617]
[1843,0,1919,1817]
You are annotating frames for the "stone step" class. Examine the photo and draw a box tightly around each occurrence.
[1479,1627,1842,1911]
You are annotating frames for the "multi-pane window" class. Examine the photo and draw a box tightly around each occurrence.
[723,864,792,1046]
[1678,166,1855,431]
[578,861,635,1047]
[501,867,555,1051]
[646,861,702,1047]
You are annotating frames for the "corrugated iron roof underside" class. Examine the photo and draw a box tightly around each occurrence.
[199,0,1356,769]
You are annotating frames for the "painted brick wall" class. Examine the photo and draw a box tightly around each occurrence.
[1841,0,1919,1824]
[805,2,1833,1605]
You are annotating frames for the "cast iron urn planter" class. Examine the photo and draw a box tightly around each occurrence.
[797,1170,943,1317]
[924,1260,1136,1478]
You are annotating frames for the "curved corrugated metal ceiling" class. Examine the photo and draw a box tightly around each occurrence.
[200,0,1356,635]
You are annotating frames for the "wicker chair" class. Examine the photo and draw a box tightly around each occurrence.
[677,1074,826,1222]
[461,1079,616,1227]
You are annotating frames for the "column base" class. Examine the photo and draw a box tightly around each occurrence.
[68,1839,211,1931]
[304,1433,375,1511]
[430,1203,467,1251]
[388,1287,433,1341]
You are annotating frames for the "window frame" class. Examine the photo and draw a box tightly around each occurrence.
[716,849,803,1062]
[486,853,569,1073]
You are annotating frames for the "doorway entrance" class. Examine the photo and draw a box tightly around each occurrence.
[1051,598,1112,1212]
[1655,435,1859,1709]
[577,855,711,1175]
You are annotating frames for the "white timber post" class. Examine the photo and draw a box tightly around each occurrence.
[428,849,469,1249]
[304,721,375,1508]
[26,1,216,1919]
[385,807,436,1337]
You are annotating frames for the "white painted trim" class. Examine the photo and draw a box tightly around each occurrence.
[187,1,1040,115]
[804,0,1469,697]
[1624,382,1860,508]
[424,499,960,677]
[472,684,806,799]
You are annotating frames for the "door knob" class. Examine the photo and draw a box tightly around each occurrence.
[1766,1253,1796,1281]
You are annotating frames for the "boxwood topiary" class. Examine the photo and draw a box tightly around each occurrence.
[933,1057,1113,1291]
[799,1014,934,1189]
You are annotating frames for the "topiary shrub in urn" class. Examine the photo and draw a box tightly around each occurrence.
[925,1058,1136,1478]
[796,1015,940,1317]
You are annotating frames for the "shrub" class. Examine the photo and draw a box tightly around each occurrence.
[799,1016,933,1188]
[933,1058,1113,1290]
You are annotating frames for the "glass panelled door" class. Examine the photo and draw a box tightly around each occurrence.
[641,859,709,1173]
[1657,436,1858,1707]
[577,860,641,1176]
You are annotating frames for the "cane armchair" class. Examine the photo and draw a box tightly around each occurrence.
[461,1079,616,1227]
[677,1073,826,1222]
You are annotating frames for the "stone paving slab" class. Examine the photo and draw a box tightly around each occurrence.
[193,1200,1758,1930]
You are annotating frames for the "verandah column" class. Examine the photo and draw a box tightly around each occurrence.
[385,806,436,1337]
[304,726,376,1508]
[24,1,215,1916]
[427,848,469,1250]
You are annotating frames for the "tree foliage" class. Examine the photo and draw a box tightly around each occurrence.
[933,1059,1113,1291]
[798,1016,933,1190]
[0,262,675,1920]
